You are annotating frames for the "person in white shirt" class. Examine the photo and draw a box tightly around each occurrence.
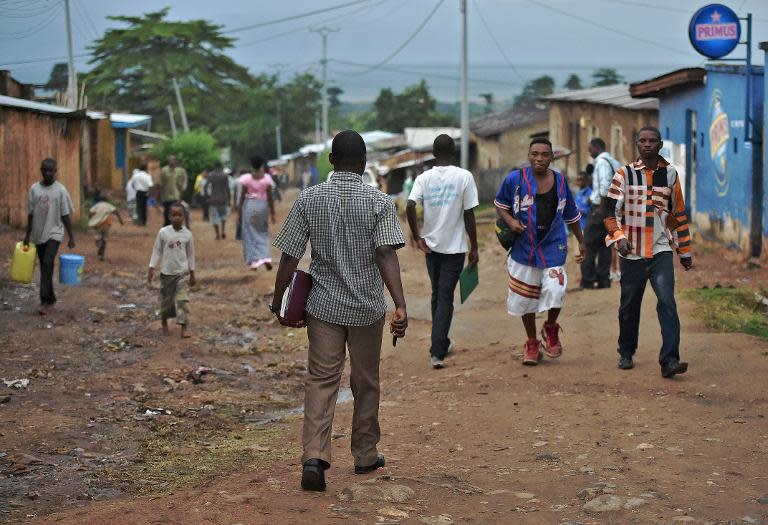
[128,164,154,226]
[582,138,621,289]
[406,134,479,369]
[148,203,196,338]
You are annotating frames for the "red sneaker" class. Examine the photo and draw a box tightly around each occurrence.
[541,322,563,358]
[523,339,543,365]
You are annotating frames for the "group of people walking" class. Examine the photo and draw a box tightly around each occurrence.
[20,125,693,494]
[262,127,692,492]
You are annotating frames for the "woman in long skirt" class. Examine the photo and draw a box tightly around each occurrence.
[238,155,276,270]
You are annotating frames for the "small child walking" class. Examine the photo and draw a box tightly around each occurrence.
[88,195,124,261]
[148,203,196,338]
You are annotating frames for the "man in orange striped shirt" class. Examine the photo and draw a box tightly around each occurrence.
[604,126,693,378]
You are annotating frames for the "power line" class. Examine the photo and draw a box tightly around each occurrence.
[528,0,692,57]
[74,0,101,40]
[601,0,768,22]
[472,0,525,82]
[236,0,385,48]
[0,0,57,18]
[235,0,389,49]
[0,52,89,67]
[352,0,445,74]
[225,0,375,34]
[0,2,63,39]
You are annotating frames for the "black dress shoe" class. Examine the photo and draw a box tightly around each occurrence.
[354,453,385,474]
[661,360,688,378]
[301,459,329,491]
[618,356,634,370]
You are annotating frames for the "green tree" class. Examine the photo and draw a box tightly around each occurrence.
[45,63,69,92]
[216,72,322,165]
[327,86,343,108]
[564,74,583,91]
[591,68,624,87]
[513,75,555,109]
[151,131,220,197]
[86,8,253,132]
[368,80,455,132]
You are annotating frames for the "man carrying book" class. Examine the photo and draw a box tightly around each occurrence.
[270,130,408,492]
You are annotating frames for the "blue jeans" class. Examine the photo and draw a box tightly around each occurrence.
[617,252,681,365]
[425,252,464,359]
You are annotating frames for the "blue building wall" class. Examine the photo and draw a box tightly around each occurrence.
[656,65,764,251]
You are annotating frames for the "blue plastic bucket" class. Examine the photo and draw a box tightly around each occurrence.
[59,254,85,285]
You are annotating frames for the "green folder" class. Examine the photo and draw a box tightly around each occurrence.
[459,263,479,304]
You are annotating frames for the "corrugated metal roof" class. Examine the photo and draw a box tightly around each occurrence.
[544,84,658,111]
[471,107,548,138]
[87,111,152,128]
[0,94,83,116]
[404,127,462,151]
[297,130,400,156]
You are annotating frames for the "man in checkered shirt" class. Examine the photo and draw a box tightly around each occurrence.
[270,130,408,492]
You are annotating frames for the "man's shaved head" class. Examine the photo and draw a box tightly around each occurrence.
[330,130,366,174]
[433,134,456,159]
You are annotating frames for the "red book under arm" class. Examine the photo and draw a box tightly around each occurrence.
[280,270,312,324]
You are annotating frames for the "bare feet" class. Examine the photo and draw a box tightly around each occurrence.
[162,319,170,335]
[37,304,48,315]
[180,325,191,338]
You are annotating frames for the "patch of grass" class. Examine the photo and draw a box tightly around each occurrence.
[101,425,297,495]
[684,288,768,340]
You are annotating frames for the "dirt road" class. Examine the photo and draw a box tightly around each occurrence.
[1,189,767,525]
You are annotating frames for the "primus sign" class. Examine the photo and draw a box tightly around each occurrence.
[689,4,741,59]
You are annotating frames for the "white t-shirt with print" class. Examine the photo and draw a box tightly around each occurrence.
[408,165,479,254]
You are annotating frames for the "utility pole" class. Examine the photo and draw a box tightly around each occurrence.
[311,27,338,144]
[167,105,177,138]
[273,64,285,159]
[460,0,469,169]
[172,77,190,133]
[64,0,77,107]
[315,112,321,143]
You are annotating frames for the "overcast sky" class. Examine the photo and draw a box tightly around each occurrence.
[2,0,767,101]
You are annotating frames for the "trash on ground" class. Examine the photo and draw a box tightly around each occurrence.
[3,378,29,389]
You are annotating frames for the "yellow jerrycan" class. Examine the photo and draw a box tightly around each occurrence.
[11,242,37,283]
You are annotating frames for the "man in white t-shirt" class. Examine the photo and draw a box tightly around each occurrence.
[128,164,153,226]
[406,134,479,369]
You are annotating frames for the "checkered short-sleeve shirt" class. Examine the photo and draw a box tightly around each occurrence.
[273,171,405,326]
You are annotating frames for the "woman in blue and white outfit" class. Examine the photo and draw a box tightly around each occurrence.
[494,137,585,366]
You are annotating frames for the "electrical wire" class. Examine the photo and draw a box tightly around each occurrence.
[0,52,89,67]
[74,0,101,41]
[225,0,375,34]
[0,0,57,18]
[472,0,525,82]
[0,2,63,39]
[236,0,387,49]
[80,1,102,38]
[528,0,692,57]
[603,0,768,22]
[351,0,445,74]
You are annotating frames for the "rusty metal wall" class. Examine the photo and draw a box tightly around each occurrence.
[0,108,83,228]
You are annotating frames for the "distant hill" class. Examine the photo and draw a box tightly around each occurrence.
[336,99,516,122]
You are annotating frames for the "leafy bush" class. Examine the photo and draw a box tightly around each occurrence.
[152,131,220,197]
[316,149,332,183]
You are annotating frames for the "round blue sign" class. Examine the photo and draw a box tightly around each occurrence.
[689,4,741,59]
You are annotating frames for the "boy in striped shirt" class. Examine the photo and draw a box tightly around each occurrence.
[604,126,693,378]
